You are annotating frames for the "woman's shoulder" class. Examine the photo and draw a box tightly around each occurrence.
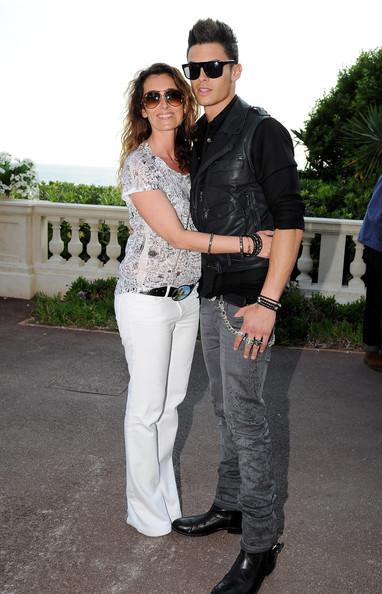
[122,144,159,183]
[121,143,161,193]
[123,143,152,169]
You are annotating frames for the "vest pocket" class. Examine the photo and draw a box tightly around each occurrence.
[209,158,245,182]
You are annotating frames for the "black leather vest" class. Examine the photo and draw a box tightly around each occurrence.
[190,97,274,274]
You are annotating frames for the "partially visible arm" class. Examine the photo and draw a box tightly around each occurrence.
[260,228,303,300]
[130,189,273,257]
[233,117,305,358]
[233,228,303,358]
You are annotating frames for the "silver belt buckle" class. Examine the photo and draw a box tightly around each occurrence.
[172,285,192,301]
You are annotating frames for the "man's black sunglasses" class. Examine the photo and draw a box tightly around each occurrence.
[182,60,236,80]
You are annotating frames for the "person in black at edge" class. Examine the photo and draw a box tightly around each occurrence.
[172,19,305,594]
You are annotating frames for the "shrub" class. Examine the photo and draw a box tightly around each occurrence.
[32,280,364,350]
[0,152,39,199]
[33,277,117,330]
[299,177,373,219]
[277,287,364,348]
[39,181,123,205]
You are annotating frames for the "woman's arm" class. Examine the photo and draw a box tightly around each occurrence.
[130,189,272,257]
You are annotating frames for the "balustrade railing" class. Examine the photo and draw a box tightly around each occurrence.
[0,199,366,303]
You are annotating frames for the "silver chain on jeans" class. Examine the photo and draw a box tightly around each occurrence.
[216,298,246,337]
[215,297,275,346]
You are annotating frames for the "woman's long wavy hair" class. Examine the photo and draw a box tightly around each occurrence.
[118,63,199,180]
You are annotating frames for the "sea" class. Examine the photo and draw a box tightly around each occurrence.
[36,163,118,186]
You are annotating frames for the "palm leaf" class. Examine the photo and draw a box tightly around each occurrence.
[343,105,382,179]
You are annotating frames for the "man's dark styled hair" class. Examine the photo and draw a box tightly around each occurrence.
[187,19,239,62]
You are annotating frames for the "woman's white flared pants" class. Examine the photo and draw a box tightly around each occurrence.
[115,291,199,536]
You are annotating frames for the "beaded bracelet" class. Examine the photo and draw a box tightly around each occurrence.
[256,294,282,312]
[244,233,263,257]
[239,235,244,255]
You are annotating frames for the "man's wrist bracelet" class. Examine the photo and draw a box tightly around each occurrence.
[256,294,282,312]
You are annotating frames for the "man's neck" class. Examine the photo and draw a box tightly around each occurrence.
[204,93,236,122]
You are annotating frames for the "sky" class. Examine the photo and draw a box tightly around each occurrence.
[1,0,381,170]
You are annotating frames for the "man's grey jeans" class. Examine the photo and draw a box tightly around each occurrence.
[200,297,277,553]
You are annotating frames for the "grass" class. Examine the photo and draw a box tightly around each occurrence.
[31,278,365,350]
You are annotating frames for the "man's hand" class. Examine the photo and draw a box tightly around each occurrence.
[233,303,276,360]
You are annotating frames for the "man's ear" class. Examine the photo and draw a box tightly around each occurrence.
[232,63,242,82]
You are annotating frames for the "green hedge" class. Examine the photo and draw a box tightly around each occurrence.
[32,278,364,349]
[299,176,373,219]
[39,181,124,206]
[277,286,364,349]
[38,179,371,220]
[33,277,118,330]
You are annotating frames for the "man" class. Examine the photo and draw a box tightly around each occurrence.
[358,175,382,372]
[172,19,305,593]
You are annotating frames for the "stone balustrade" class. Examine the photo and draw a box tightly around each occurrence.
[0,199,366,303]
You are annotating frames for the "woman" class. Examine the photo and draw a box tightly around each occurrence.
[115,63,272,537]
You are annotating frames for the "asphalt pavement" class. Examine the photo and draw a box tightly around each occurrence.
[1,298,381,594]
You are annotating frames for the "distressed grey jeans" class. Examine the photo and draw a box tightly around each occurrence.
[200,297,277,553]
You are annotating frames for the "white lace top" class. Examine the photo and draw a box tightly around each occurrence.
[115,142,201,295]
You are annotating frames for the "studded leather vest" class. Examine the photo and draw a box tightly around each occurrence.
[190,97,274,274]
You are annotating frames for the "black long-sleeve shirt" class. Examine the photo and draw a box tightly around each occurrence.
[195,96,305,304]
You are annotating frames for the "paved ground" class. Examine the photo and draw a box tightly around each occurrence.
[1,297,381,594]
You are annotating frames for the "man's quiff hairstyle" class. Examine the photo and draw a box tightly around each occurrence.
[187,18,239,63]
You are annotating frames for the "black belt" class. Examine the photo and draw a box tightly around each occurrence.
[222,293,257,307]
[139,284,196,301]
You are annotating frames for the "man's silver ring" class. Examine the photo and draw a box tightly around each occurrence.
[237,331,246,338]
[245,337,255,346]
[253,338,263,346]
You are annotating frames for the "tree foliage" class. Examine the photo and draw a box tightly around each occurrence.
[294,47,382,182]
[343,104,382,180]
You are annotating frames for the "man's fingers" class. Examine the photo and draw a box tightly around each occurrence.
[243,335,263,360]
[233,331,246,351]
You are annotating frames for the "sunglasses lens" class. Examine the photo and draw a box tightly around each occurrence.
[190,64,202,80]
[183,63,201,80]
[143,92,160,108]
[166,90,183,107]
[143,89,183,109]
[203,62,223,78]
[183,61,229,80]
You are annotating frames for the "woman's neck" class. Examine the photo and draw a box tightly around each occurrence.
[148,130,177,160]
[148,130,181,172]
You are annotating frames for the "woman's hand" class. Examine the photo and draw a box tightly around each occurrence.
[257,230,274,258]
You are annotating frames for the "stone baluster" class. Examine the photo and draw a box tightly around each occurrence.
[86,219,101,268]
[348,236,366,292]
[296,232,314,287]
[317,230,346,293]
[104,221,121,272]
[49,218,64,263]
[67,218,84,267]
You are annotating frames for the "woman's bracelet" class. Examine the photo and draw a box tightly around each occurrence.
[208,232,214,254]
[243,233,263,257]
[256,294,282,312]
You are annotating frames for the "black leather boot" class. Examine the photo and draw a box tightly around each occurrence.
[211,543,283,593]
[171,504,242,536]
